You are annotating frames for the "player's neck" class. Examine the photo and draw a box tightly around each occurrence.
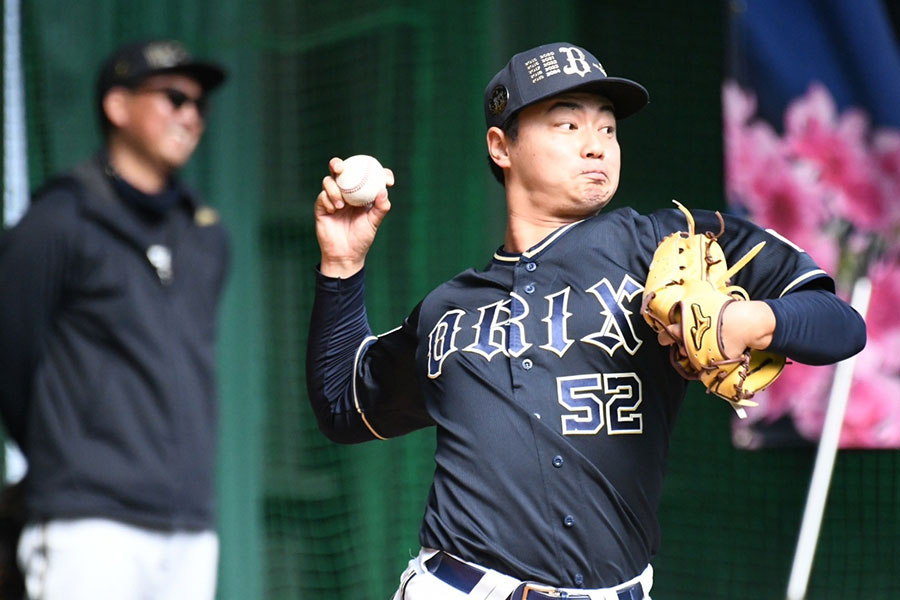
[503,187,601,253]
[107,140,174,194]
[504,211,574,254]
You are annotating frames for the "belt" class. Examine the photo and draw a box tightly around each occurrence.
[424,551,644,600]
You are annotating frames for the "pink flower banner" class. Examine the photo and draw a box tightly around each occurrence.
[725,0,900,449]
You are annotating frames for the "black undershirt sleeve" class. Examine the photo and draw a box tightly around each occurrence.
[305,267,376,443]
[764,287,866,365]
[305,267,433,444]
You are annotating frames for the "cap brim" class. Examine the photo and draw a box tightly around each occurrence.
[570,77,649,120]
[154,61,227,92]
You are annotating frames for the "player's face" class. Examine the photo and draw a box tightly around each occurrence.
[507,92,621,218]
[117,73,207,173]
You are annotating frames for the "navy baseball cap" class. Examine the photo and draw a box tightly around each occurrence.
[96,39,227,101]
[484,42,649,129]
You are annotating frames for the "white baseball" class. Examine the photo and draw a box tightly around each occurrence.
[335,154,386,207]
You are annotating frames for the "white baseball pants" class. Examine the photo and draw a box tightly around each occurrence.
[393,547,653,600]
[17,518,218,600]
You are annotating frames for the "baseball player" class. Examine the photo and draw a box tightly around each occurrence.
[307,42,866,600]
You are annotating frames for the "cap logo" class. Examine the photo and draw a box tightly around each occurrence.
[114,60,131,78]
[524,51,562,85]
[488,85,508,116]
[143,41,188,69]
[559,46,600,78]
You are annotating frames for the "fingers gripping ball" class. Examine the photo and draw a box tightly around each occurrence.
[641,200,786,418]
[336,155,387,207]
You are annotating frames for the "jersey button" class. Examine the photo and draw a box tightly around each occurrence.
[521,358,533,370]
[574,573,584,586]
[563,515,575,528]
[524,283,535,294]
[552,456,564,468]
[524,261,537,272]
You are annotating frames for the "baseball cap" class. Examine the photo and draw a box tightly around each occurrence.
[484,42,649,129]
[96,39,227,102]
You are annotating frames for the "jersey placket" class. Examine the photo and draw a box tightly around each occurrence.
[508,258,539,393]
[510,254,595,588]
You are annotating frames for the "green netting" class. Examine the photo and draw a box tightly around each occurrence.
[11,1,900,599]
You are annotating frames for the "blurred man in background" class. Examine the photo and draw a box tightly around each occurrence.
[0,39,229,600]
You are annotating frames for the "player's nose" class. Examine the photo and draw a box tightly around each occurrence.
[180,104,205,129]
[581,130,606,159]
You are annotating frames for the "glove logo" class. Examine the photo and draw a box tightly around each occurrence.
[689,302,711,351]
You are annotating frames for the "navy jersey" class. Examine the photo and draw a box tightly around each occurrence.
[307,205,832,588]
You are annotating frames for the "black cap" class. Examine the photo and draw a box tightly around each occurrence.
[484,42,648,129]
[96,39,227,101]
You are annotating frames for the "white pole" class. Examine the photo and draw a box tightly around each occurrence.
[3,0,29,483]
[4,0,29,227]
[785,276,873,600]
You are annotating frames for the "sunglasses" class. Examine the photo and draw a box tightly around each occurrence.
[137,87,209,116]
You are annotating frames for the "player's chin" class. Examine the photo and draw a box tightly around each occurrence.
[160,145,197,170]
[580,192,613,213]
[162,132,201,164]
[561,201,609,221]
[579,181,615,202]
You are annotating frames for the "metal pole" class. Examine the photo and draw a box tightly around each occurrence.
[3,0,29,483]
[785,276,872,600]
[4,0,29,227]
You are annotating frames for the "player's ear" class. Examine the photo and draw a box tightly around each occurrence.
[103,87,132,129]
[486,126,512,169]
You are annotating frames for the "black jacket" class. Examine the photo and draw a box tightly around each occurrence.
[0,156,229,530]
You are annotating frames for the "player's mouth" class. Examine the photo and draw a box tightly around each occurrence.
[580,169,608,182]
[167,125,200,151]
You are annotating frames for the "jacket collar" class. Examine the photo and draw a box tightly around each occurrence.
[71,154,194,249]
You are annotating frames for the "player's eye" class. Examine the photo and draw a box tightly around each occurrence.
[600,125,615,135]
[556,122,577,130]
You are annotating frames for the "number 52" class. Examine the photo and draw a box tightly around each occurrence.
[557,373,643,435]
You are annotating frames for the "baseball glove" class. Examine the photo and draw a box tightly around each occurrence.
[641,201,786,418]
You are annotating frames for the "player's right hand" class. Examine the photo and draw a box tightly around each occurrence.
[315,157,394,278]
